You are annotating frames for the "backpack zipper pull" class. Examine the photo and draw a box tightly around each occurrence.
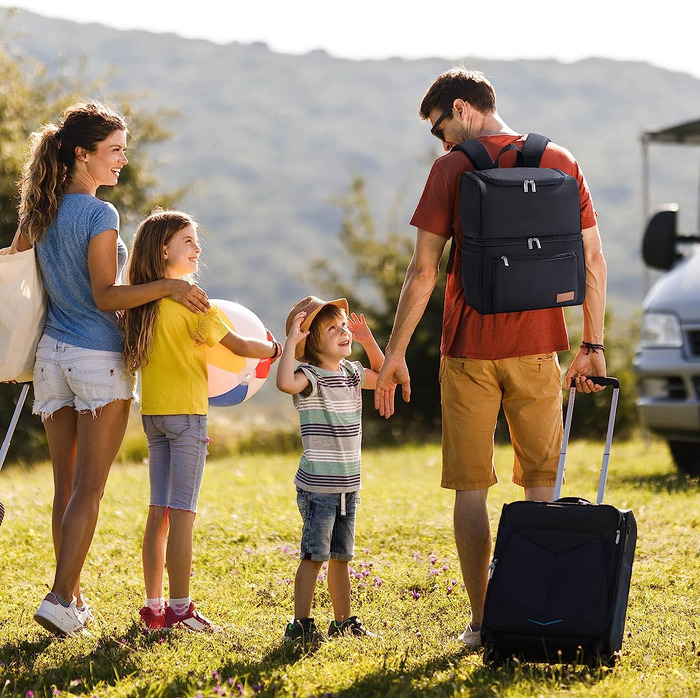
[501,256,509,267]
[528,237,542,250]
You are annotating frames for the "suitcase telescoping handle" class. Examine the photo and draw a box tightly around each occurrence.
[0,383,30,472]
[553,377,620,504]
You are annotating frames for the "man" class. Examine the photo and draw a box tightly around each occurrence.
[374,67,608,647]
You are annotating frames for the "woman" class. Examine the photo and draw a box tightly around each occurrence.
[6,102,209,636]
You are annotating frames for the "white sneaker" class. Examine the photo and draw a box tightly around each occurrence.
[34,593,84,636]
[457,623,482,647]
[76,600,94,626]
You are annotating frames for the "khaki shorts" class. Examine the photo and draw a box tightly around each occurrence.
[440,353,563,491]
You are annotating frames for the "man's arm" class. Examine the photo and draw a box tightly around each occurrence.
[374,228,447,417]
[565,223,608,393]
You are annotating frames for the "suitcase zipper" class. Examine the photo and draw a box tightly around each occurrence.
[487,558,497,580]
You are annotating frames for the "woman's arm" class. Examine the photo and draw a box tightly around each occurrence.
[0,229,32,255]
[88,229,210,313]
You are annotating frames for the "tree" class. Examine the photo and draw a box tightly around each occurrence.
[312,176,448,444]
[0,24,181,464]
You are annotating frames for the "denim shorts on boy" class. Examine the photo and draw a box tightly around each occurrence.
[440,353,563,491]
[143,414,208,512]
[32,334,135,420]
[296,487,357,562]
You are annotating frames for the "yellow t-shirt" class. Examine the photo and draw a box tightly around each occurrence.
[140,299,230,415]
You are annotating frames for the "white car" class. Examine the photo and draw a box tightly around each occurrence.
[634,197,700,476]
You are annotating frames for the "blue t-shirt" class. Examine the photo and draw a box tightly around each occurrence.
[36,194,127,352]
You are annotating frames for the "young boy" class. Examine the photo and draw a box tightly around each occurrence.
[276,295,384,642]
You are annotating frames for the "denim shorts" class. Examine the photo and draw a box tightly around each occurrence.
[143,414,208,513]
[296,487,358,562]
[32,334,135,420]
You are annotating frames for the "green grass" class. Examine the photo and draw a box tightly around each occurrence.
[0,437,698,698]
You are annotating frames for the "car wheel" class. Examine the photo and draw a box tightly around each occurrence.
[668,440,700,477]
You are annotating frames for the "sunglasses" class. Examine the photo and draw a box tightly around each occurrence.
[430,105,453,141]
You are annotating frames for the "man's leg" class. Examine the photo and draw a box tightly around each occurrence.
[454,488,490,629]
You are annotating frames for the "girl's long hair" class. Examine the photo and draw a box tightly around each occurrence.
[18,101,126,243]
[122,209,197,375]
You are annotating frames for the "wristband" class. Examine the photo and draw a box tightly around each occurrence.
[580,341,605,354]
[270,340,283,359]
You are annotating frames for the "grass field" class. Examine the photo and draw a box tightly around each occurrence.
[0,436,698,698]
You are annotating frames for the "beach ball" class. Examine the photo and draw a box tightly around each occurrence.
[206,299,271,407]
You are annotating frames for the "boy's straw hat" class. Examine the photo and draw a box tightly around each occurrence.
[285,295,349,361]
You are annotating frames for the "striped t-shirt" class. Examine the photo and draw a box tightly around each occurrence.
[292,359,365,493]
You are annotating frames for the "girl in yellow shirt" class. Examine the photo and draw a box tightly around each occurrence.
[122,209,281,631]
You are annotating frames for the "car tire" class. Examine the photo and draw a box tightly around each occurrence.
[668,440,700,477]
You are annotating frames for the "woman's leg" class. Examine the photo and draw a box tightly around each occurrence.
[42,407,82,601]
[51,399,131,602]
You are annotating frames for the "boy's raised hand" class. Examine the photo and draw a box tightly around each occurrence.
[287,311,309,346]
[347,312,372,344]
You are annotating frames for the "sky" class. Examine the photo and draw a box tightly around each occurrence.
[2,0,700,80]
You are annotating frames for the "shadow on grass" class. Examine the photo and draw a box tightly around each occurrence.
[132,635,323,697]
[334,649,615,698]
[616,470,699,493]
[0,625,145,697]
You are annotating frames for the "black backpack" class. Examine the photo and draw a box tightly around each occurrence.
[448,133,585,314]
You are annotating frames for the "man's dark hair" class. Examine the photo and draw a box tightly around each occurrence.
[419,67,497,120]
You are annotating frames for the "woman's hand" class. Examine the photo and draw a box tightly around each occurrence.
[169,280,210,313]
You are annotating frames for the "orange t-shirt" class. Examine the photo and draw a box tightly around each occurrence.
[410,134,598,360]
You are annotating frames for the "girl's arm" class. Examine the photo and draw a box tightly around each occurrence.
[88,230,210,314]
[276,311,311,395]
[348,312,384,389]
[219,331,279,359]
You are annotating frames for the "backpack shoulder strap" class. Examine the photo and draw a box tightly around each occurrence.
[453,139,495,170]
[521,133,551,167]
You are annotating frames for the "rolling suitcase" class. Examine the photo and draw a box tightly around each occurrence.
[481,377,637,665]
[0,383,31,526]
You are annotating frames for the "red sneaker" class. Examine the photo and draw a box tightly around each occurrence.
[139,606,166,630]
[164,603,221,632]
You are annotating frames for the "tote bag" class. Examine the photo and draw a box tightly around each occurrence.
[0,247,47,382]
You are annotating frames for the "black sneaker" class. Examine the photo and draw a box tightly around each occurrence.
[327,615,374,637]
[283,617,320,643]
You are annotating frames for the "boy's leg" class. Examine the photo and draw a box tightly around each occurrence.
[294,559,323,619]
[327,559,351,622]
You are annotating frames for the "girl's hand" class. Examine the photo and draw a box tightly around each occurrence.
[348,312,372,343]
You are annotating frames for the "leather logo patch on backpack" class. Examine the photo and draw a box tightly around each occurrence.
[557,291,576,303]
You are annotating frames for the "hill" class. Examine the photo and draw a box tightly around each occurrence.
[3,6,700,336]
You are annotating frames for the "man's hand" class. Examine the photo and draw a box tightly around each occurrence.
[564,347,608,393]
[374,354,411,418]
